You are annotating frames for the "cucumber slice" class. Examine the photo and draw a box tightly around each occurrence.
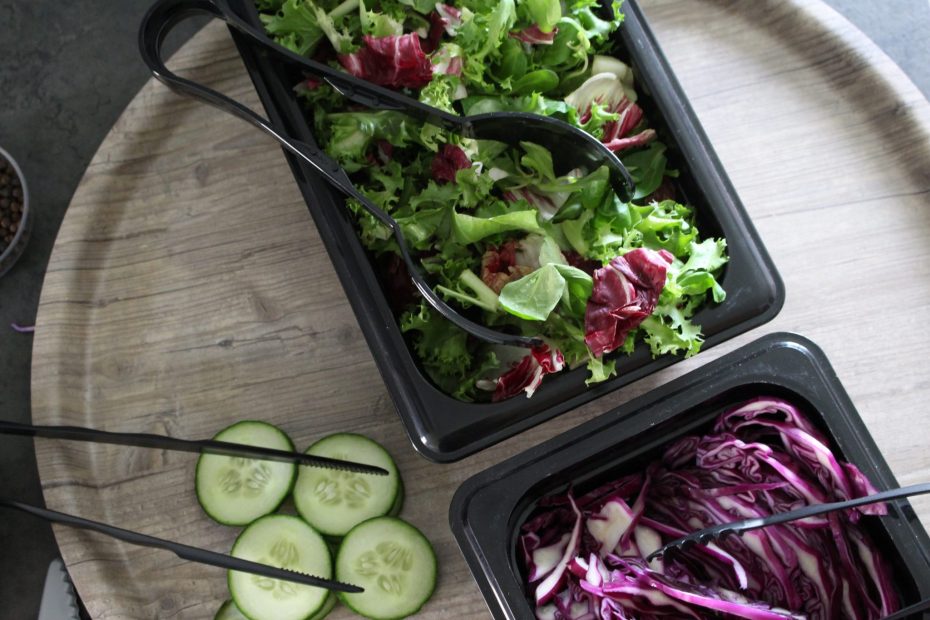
[294,434,401,537]
[214,600,247,620]
[309,592,337,620]
[216,585,336,620]
[196,421,296,526]
[388,477,404,517]
[336,517,437,619]
[229,515,332,620]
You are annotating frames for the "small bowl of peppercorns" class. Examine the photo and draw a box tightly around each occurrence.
[0,145,30,278]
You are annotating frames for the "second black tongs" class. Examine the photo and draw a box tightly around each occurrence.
[0,420,388,475]
[0,498,362,593]
[1,419,385,592]
[139,0,636,348]
[647,481,930,561]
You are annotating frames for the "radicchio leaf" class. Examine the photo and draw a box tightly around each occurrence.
[338,33,433,89]
[566,73,657,153]
[511,24,558,45]
[584,248,671,357]
[430,143,471,183]
[492,344,565,401]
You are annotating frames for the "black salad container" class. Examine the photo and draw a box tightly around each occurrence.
[449,333,930,618]
[226,0,784,461]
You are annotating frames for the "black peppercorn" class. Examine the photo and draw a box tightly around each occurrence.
[0,155,24,254]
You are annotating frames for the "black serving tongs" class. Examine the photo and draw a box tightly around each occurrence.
[647,481,930,561]
[1,419,389,592]
[0,498,362,593]
[138,0,636,348]
[0,420,387,475]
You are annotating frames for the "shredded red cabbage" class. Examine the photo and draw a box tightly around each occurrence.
[519,397,900,619]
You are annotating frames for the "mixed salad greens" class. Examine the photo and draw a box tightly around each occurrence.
[519,397,900,619]
[255,0,728,402]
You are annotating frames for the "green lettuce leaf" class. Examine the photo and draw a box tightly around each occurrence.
[498,236,592,321]
[570,0,624,48]
[324,110,421,169]
[396,0,434,14]
[359,0,403,36]
[400,301,501,401]
[522,0,561,32]
[452,210,543,244]
[400,301,471,378]
[682,237,728,273]
[641,314,703,358]
[553,263,593,317]
[631,201,697,256]
[621,142,668,200]
[461,92,573,118]
[499,264,566,321]
[519,141,557,182]
[537,17,590,76]
[585,355,617,385]
[437,269,500,312]
[456,0,517,89]
[261,0,359,56]
[452,350,501,402]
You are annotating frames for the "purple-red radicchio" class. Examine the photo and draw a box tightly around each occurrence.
[584,248,672,357]
[338,33,433,89]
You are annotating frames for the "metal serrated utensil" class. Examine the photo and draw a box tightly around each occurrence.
[0,420,388,476]
[37,559,80,620]
[2,498,362,593]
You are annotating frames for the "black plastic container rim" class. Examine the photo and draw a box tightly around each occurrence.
[449,333,930,619]
[0,144,30,276]
[226,0,785,462]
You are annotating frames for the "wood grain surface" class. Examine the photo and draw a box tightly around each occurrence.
[30,0,930,617]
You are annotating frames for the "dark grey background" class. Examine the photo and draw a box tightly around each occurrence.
[1,1,927,616]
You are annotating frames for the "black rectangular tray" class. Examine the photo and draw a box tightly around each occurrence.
[228,0,784,462]
[449,333,930,618]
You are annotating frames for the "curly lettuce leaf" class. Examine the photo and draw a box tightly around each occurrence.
[455,0,517,89]
[401,300,471,374]
[400,301,500,401]
[261,0,359,56]
[324,110,421,169]
[359,0,404,36]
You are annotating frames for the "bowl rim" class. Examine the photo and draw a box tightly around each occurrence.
[0,143,30,266]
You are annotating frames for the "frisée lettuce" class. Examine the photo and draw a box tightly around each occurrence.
[255,0,727,401]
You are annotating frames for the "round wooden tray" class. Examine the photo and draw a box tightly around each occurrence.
[32,0,930,617]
